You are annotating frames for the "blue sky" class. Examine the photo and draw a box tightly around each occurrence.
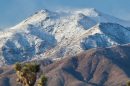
[0,0,130,28]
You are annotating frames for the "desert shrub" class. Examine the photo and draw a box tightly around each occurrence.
[24,63,40,73]
[14,62,22,71]
[14,62,40,86]
[38,75,48,86]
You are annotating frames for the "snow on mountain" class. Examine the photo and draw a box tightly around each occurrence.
[0,8,130,65]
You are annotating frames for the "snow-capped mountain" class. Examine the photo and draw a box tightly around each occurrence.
[0,8,130,65]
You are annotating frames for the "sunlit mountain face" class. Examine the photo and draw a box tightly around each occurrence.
[0,8,130,66]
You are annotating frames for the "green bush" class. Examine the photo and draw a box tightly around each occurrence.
[14,63,22,71]
[14,62,40,86]
[23,63,40,73]
[38,75,48,86]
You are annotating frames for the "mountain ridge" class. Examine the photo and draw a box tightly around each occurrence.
[0,8,130,65]
[0,44,130,86]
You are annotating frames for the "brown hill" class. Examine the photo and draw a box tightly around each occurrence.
[0,44,130,86]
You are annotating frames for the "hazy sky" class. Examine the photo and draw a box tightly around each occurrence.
[0,0,130,28]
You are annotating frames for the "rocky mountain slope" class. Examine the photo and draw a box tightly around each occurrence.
[0,44,130,86]
[43,44,130,86]
[0,8,130,65]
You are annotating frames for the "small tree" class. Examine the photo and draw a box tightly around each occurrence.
[14,62,40,86]
[24,63,40,73]
[38,75,48,86]
[14,63,22,71]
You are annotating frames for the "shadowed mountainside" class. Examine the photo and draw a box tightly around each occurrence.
[0,44,130,86]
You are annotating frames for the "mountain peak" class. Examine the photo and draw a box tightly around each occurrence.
[0,8,130,65]
[34,9,50,15]
[73,8,100,16]
[57,8,100,17]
